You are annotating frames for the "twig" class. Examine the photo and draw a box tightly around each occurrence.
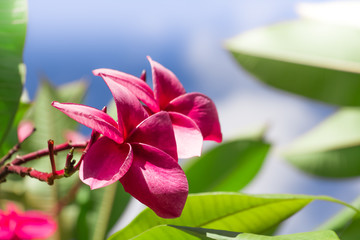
[0,143,21,166]
[12,141,88,165]
[48,140,57,175]
[0,126,36,166]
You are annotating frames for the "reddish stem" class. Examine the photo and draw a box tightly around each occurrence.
[5,165,53,184]
[0,141,88,183]
[0,164,76,185]
[12,141,88,165]
[0,143,20,166]
[48,140,57,175]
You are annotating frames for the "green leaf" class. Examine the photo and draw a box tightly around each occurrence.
[0,0,27,148]
[233,231,340,240]
[283,107,360,178]
[132,226,340,240]
[0,101,31,156]
[226,20,360,106]
[318,196,360,240]
[185,130,270,193]
[75,182,130,240]
[108,193,356,240]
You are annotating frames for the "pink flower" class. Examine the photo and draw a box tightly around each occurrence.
[52,79,188,218]
[93,56,222,158]
[0,203,57,240]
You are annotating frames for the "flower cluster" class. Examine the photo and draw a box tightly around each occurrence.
[0,203,57,240]
[52,57,222,218]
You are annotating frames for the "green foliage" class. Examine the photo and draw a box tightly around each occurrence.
[0,0,27,149]
[283,108,360,178]
[226,20,360,106]
[109,193,354,240]
[185,131,270,193]
[75,182,130,240]
[131,226,340,240]
[0,101,31,156]
[318,196,360,240]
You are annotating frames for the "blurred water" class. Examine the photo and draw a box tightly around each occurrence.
[23,0,358,236]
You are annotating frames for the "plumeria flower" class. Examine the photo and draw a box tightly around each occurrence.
[0,203,57,240]
[93,56,222,158]
[52,78,188,218]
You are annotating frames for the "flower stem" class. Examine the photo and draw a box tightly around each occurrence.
[12,141,88,165]
[0,143,20,166]
[0,141,88,183]
[48,139,57,175]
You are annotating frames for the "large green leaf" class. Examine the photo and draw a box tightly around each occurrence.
[0,0,27,148]
[318,196,360,240]
[75,182,130,240]
[185,130,270,193]
[283,108,360,178]
[109,193,356,240]
[131,225,339,240]
[226,20,360,106]
[0,101,31,156]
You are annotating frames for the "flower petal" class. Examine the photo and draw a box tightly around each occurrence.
[79,137,133,190]
[17,120,35,143]
[169,112,203,158]
[52,102,123,143]
[120,143,188,218]
[15,211,57,239]
[148,56,186,109]
[0,214,15,240]
[0,230,13,240]
[98,74,149,137]
[166,92,222,142]
[93,68,159,112]
[128,111,177,160]
[64,130,88,143]
[140,69,147,82]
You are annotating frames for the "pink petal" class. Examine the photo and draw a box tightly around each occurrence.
[52,102,123,144]
[98,75,149,137]
[16,211,57,239]
[147,56,186,109]
[93,68,159,113]
[17,120,35,143]
[140,70,146,82]
[0,230,13,240]
[80,137,133,190]
[120,143,188,218]
[169,112,203,158]
[0,214,15,240]
[64,130,88,143]
[127,111,178,161]
[166,92,222,142]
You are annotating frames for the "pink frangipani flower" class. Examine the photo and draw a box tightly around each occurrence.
[93,56,222,158]
[0,203,57,240]
[52,79,188,218]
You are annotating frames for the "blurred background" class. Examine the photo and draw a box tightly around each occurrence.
[23,0,360,235]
